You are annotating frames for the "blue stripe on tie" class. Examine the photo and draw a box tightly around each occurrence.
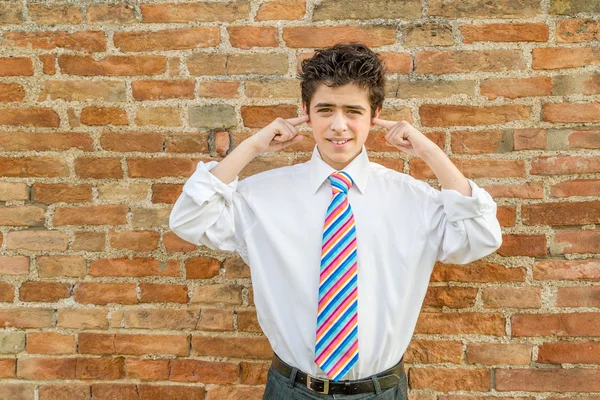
[318,250,357,296]
[316,301,357,352]
[320,326,358,371]
[321,225,357,265]
[317,274,357,325]
[322,205,351,243]
[335,353,358,380]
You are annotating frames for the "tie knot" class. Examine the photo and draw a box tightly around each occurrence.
[328,171,353,194]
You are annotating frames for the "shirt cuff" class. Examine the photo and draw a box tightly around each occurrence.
[182,161,239,207]
[440,179,495,222]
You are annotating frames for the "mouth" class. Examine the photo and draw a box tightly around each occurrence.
[327,138,352,147]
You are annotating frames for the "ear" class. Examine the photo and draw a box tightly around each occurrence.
[371,106,382,126]
[302,102,311,127]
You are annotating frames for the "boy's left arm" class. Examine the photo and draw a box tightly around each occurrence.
[373,118,503,263]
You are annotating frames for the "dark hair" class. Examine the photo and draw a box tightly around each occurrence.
[298,42,386,117]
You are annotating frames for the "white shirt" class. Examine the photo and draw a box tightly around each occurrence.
[169,145,502,380]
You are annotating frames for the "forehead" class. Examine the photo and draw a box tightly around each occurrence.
[309,83,370,107]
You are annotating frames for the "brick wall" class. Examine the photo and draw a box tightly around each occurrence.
[0,0,599,399]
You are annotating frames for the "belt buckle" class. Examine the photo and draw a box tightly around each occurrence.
[306,375,329,394]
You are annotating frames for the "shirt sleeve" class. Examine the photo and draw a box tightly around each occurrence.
[168,160,254,254]
[423,179,503,265]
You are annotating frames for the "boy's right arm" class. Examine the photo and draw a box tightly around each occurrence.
[210,115,309,184]
[169,115,309,251]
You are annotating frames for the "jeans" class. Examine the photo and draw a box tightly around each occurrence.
[262,363,409,400]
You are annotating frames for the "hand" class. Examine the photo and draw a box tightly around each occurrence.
[372,118,438,158]
[248,115,309,155]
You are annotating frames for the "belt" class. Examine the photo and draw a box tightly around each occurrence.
[271,353,404,395]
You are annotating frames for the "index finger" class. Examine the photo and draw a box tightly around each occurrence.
[372,118,396,129]
[285,114,310,126]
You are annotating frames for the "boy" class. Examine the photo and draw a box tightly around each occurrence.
[169,43,502,399]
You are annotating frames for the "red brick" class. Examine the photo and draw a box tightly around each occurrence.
[496,368,600,392]
[114,28,219,51]
[17,357,76,380]
[0,83,25,102]
[533,46,600,69]
[405,340,462,364]
[206,386,264,400]
[90,258,177,277]
[497,206,516,227]
[420,104,529,126]
[0,157,68,177]
[424,286,477,309]
[0,205,44,227]
[556,286,600,307]
[461,23,548,43]
[192,335,272,359]
[28,3,82,25]
[416,50,525,74]
[410,158,525,179]
[0,384,34,400]
[544,102,600,123]
[415,312,505,335]
[534,259,600,281]
[228,26,277,48]
[152,185,183,205]
[127,158,198,178]
[72,231,106,252]
[482,182,544,199]
[185,257,221,279]
[556,18,600,43]
[91,384,138,400]
[569,129,600,149]
[123,308,197,330]
[0,308,54,328]
[0,107,59,127]
[87,4,135,24]
[74,157,123,179]
[59,55,166,76]
[40,80,126,102]
[2,31,106,52]
[512,313,600,337]
[224,256,251,279]
[80,333,189,356]
[430,261,525,282]
[410,368,490,391]
[53,205,128,226]
[240,361,270,384]
[134,106,181,127]
[198,81,240,98]
[19,281,71,302]
[33,183,92,204]
[481,287,542,309]
[132,79,195,100]
[6,231,68,251]
[241,105,298,128]
[256,1,305,20]
[379,52,414,74]
[58,308,109,329]
[81,106,128,126]
[76,357,124,380]
[39,384,89,400]
[237,310,262,332]
[450,130,508,154]
[497,234,547,256]
[139,385,205,400]
[140,2,250,22]
[283,26,396,48]
[140,283,188,303]
[39,54,56,74]
[74,283,137,305]
[0,57,33,76]
[0,359,15,378]
[0,283,14,302]
[429,0,540,18]
[481,77,552,100]
[553,229,599,254]
[125,359,169,381]
[101,132,164,152]
[197,308,235,331]
[26,332,76,354]
[514,128,546,150]
[165,134,210,154]
[531,156,600,175]
[0,255,29,275]
[538,341,600,364]
[169,360,238,384]
[523,202,600,226]
[190,284,243,304]
[466,343,532,365]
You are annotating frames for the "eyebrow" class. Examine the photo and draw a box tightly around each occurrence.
[313,102,367,111]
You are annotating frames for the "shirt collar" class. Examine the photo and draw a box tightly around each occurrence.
[309,144,370,195]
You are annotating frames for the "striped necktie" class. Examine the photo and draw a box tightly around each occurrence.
[315,171,359,382]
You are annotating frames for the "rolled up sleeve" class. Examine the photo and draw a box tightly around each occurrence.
[169,161,253,254]
[424,179,502,264]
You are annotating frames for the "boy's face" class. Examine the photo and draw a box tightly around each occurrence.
[303,83,381,171]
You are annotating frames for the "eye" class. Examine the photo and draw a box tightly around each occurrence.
[348,110,362,114]
[317,108,332,113]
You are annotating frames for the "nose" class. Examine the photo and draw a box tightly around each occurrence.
[330,111,347,133]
